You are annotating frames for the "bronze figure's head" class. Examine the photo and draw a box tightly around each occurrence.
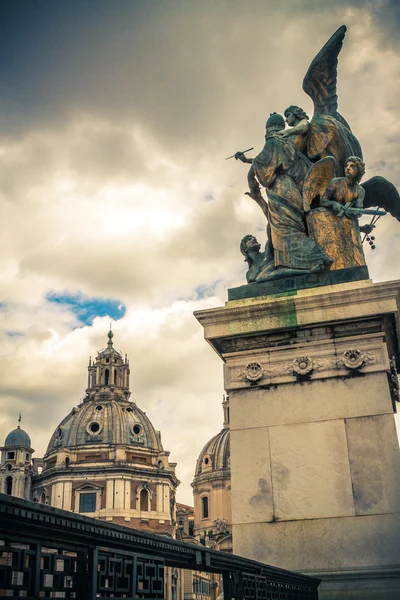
[265,112,285,133]
[284,105,309,126]
[344,156,365,182]
[240,235,261,263]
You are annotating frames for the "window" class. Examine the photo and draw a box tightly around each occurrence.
[79,492,97,513]
[201,496,209,519]
[114,370,117,384]
[5,476,12,495]
[104,369,110,385]
[133,424,142,435]
[7,452,15,460]
[140,488,149,511]
[89,422,100,434]
[25,453,30,461]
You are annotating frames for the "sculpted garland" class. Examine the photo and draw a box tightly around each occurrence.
[233,26,400,284]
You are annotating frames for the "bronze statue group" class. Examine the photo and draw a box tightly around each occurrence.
[234,26,399,284]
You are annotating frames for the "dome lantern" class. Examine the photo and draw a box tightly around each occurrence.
[86,330,130,399]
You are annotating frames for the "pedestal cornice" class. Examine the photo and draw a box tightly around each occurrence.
[194,280,400,362]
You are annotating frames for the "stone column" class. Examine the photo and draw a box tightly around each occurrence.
[195,279,400,599]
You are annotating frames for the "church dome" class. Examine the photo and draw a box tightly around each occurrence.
[5,426,31,448]
[195,427,230,477]
[46,398,163,454]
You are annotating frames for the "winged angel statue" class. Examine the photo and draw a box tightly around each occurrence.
[235,26,400,283]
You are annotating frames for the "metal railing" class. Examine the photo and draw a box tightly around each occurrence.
[0,493,319,599]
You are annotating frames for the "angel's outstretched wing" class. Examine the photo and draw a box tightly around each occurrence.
[362,176,400,222]
[303,25,346,118]
[302,157,336,212]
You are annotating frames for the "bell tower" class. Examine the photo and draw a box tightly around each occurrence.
[0,414,34,500]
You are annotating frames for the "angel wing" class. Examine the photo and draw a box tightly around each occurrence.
[362,176,400,222]
[302,26,362,173]
[302,25,346,118]
[302,156,336,212]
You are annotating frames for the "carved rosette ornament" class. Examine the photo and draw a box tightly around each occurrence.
[341,349,365,370]
[292,356,314,377]
[244,362,264,382]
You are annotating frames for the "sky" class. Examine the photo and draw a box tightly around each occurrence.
[0,0,400,506]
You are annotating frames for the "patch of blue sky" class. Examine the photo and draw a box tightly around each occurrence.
[46,291,126,326]
[204,192,215,201]
[5,331,25,337]
[195,280,221,299]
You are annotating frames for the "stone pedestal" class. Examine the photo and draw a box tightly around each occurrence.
[195,279,400,599]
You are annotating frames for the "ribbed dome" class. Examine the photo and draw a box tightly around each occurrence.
[46,398,163,454]
[5,427,31,448]
[195,428,230,476]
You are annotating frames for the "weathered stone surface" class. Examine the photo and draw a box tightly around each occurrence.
[229,373,393,429]
[269,420,354,521]
[233,513,400,571]
[228,266,369,300]
[345,414,400,516]
[315,566,400,600]
[230,428,274,524]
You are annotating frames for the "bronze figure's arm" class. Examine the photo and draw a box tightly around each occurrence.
[234,151,253,164]
[279,119,310,138]
[320,179,342,215]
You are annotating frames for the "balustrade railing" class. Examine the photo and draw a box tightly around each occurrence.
[0,493,319,599]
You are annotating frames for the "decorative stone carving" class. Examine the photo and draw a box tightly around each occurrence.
[292,356,314,377]
[389,356,399,403]
[336,348,375,371]
[214,518,228,533]
[244,362,264,382]
[340,349,365,370]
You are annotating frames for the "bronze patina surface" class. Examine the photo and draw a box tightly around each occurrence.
[233,25,400,293]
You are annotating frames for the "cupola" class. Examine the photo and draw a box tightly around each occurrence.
[86,329,130,400]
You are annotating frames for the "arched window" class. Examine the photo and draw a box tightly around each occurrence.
[5,476,12,495]
[104,369,110,385]
[201,496,209,519]
[40,492,46,504]
[65,457,70,468]
[114,369,117,384]
[140,488,149,511]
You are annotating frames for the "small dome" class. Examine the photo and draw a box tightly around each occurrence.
[195,428,230,476]
[46,398,163,454]
[5,427,31,448]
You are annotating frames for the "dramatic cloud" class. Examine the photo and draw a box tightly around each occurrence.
[0,0,399,504]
